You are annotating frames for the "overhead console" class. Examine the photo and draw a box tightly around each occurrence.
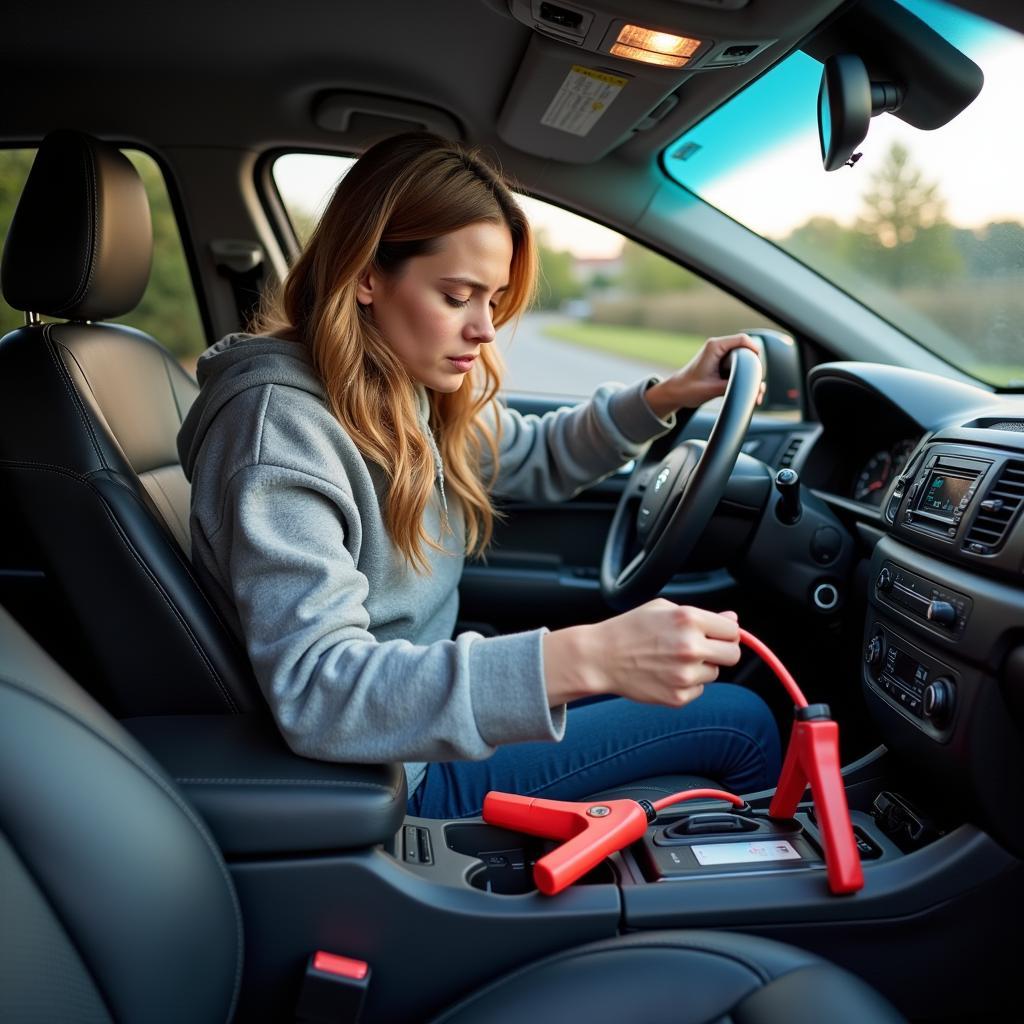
[481,0,841,161]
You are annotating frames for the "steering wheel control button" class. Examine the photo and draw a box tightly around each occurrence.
[810,526,842,565]
[812,582,839,611]
[587,805,611,818]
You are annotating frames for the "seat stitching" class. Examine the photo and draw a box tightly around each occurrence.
[0,673,245,1014]
[85,491,240,712]
[0,460,245,712]
[78,146,102,309]
[43,326,106,467]
[51,145,97,314]
[0,460,238,711]
[0,458,87,479]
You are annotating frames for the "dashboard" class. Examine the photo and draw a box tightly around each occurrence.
[801,362,1024,856]
[851,439,918,506]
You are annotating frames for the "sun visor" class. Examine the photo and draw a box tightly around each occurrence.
[802,0,983,131]
[497,34,691,162]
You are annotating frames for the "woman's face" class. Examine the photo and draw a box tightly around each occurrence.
[357,221,513,393]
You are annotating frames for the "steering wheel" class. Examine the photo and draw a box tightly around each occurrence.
[600,346,764,611]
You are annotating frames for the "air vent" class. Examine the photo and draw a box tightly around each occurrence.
[777,436,804,468]
[964,461,1024,554]
[988,421,1024,433]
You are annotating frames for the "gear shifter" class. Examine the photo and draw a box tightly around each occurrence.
[775,467,802,524]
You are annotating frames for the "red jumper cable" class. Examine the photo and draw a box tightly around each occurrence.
[482,627,864,897]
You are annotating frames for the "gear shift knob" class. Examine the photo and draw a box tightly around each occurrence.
[775,467,801,524]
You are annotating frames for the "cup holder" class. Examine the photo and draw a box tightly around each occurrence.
[445,822,616,895]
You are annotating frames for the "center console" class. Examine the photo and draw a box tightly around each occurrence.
[861,434,1024,858]
[123,687,1024,1023]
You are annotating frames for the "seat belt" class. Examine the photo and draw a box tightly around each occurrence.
[210,239,266,330]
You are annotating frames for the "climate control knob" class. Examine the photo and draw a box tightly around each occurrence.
[877,567,893,592]
[864,633,883,669]
[923,678,955,727]
[926,600,956,626]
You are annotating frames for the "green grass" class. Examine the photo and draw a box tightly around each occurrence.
[542,321,706,370]
[964,364,1024,388]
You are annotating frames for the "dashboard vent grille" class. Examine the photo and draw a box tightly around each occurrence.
[988,421,1024,433]
[777,436,804,468]
[964,461,1024,553]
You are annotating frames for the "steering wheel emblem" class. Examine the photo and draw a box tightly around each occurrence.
[654,467,671,493]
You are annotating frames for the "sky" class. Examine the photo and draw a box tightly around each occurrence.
[686,43,1024,238]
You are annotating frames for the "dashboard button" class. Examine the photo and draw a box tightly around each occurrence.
[811,527,842,565]
[927,600,957,626]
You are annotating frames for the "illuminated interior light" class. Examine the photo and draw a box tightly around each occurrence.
[609,43,691,68]
[616,24,702,58]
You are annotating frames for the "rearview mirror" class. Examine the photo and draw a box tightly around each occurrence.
[818,54,903,171]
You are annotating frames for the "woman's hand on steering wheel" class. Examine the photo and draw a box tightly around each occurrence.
[644,333,766,420]
[600,339,766,611]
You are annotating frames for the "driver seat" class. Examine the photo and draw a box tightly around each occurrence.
[0,129,720,801]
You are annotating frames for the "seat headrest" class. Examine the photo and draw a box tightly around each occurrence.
[1,130,153,321]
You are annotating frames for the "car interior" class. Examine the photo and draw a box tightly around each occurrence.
[2,0,1023,1021]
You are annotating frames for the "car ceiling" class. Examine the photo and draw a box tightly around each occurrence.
[0,0,860,160]
[2,0,1020,230]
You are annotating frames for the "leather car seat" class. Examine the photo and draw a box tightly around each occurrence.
[0,129,257,716]
[0,129,720,801]
[0,601,905,1024]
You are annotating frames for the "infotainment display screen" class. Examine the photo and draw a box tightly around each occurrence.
[917,473,972,520]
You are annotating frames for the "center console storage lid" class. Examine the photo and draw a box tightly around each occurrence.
[124,714,406,856]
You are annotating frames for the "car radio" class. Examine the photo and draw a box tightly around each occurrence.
[899,452,991,541]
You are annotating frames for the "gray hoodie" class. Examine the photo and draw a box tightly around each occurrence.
[177,333,674,796]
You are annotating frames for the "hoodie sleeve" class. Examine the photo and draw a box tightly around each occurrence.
[481,377,676,502]
[210,463,565,764]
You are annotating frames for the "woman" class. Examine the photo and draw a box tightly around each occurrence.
[178,132,781,819]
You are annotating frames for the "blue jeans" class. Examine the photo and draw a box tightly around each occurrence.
[407,683,782,819]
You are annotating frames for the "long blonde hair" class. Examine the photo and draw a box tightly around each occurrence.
[256,132,536,571]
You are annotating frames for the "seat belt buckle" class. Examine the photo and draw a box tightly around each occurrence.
[296,950,371,1023]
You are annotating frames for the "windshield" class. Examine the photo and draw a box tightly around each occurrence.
[663,0,1024,388]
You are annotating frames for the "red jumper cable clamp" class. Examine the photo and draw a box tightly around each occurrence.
[482,627,864,897]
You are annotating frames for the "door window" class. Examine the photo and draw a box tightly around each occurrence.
[273,152,793,407]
